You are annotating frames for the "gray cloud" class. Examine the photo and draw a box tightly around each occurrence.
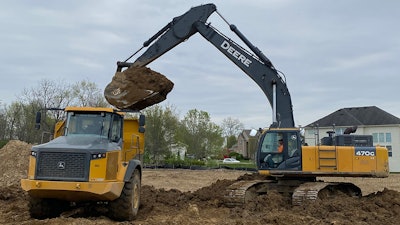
[1,0,399,129]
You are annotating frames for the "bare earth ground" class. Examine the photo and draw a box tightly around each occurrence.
[1,140,400,225]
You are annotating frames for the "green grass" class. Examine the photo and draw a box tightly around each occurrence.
[0,140,9,149]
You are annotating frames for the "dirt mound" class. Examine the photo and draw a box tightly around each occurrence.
[135,177,400,225]
[1,141,400,224]
[0,140,31,187]
[104,66,174,110]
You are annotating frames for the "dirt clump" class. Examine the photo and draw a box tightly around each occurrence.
[104,66,174,110]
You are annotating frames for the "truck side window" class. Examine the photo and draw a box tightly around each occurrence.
[110,115,122,142]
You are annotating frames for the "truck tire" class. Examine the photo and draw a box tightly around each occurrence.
[109,169,141,221]
[29,197,69,219]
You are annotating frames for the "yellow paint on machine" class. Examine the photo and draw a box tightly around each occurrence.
[122,118,145,161]
[21,179,124,201]
[258,145,389,178]
[21,150,131,201]
[302,145,389,177]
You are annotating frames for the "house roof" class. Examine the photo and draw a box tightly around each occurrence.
[306,106,400,127]
[238,129,260,141]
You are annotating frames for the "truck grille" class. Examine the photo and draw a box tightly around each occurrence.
[36,152,89,181]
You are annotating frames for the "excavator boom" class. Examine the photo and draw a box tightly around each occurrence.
[105,3,294,128]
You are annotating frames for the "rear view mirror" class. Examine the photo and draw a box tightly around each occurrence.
[139,114,145,126]
[139,127,145,133]
[139,114,145,133]
[35,112,41,130]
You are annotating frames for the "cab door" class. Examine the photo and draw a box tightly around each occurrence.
[257,130,301,170]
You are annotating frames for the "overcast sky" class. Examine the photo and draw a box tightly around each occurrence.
[1,0,399,129]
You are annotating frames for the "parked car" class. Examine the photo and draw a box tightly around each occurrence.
[223,158,240,163]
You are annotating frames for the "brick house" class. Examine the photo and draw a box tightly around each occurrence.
[303,106,400,172]
[232,129,260,159]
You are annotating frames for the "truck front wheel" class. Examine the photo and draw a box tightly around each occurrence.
[109,169,141,221]
[29,197,69,219]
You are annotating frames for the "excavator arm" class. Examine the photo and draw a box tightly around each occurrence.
[109,3,294,128]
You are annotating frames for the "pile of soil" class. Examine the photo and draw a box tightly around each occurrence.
[104,66,174,110]
[1,141,400,225]
[0,140,31,187]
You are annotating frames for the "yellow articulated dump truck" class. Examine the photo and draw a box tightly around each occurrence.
[21,106,145,221]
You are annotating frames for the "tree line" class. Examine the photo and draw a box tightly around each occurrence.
[0,79,244,161]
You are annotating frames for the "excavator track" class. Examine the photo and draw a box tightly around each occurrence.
[292,182,362,205]
[292,182,330,205]
[224,179,362,207]
[224,180,272,207]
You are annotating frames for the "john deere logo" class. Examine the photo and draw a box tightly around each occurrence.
[57,161,65,170]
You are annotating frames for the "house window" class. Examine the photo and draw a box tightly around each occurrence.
[386,145,392,157]
[335,128,344,135]
[372,133,378,143]
[379,133,384,142]
[385,133,392,143]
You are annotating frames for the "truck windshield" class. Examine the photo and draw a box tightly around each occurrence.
[65,112,111,137]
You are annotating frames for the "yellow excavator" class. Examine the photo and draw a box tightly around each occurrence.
[104,3,389,206]
[21,107,145,220]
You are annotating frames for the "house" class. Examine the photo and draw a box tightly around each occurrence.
[303,106,400,172]
[169,142,187,160]
[233,129,260,159]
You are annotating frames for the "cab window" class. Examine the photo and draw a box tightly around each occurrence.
[110,115,122,142]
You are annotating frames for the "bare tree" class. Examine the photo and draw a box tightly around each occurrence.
[19,79,73,121]
[221,117,244,148]
[221,117,244,137]
[71,79,109,107]
[0,78,111,143]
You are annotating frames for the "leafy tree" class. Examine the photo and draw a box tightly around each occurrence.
[178,109,223,159]
[0,104,9,140]
[226,135,237,149]
[4,102,23,140]
[143,104,179,164]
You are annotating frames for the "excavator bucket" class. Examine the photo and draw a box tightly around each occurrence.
[104,67,174,110]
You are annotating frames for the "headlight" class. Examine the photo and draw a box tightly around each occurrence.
[91,153,106,159]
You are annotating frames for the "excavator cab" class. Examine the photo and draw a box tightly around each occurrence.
[257,129,302,171]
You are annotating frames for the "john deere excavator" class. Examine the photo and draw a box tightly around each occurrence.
[104,4,389,206]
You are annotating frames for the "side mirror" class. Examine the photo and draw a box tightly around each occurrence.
[35,112,41,130]
[139,127,145,133]
[139,114,145,133]
[139,114,145,126]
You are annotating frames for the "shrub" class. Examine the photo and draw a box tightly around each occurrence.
[229,152,244,160]
[0,140,9,149]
